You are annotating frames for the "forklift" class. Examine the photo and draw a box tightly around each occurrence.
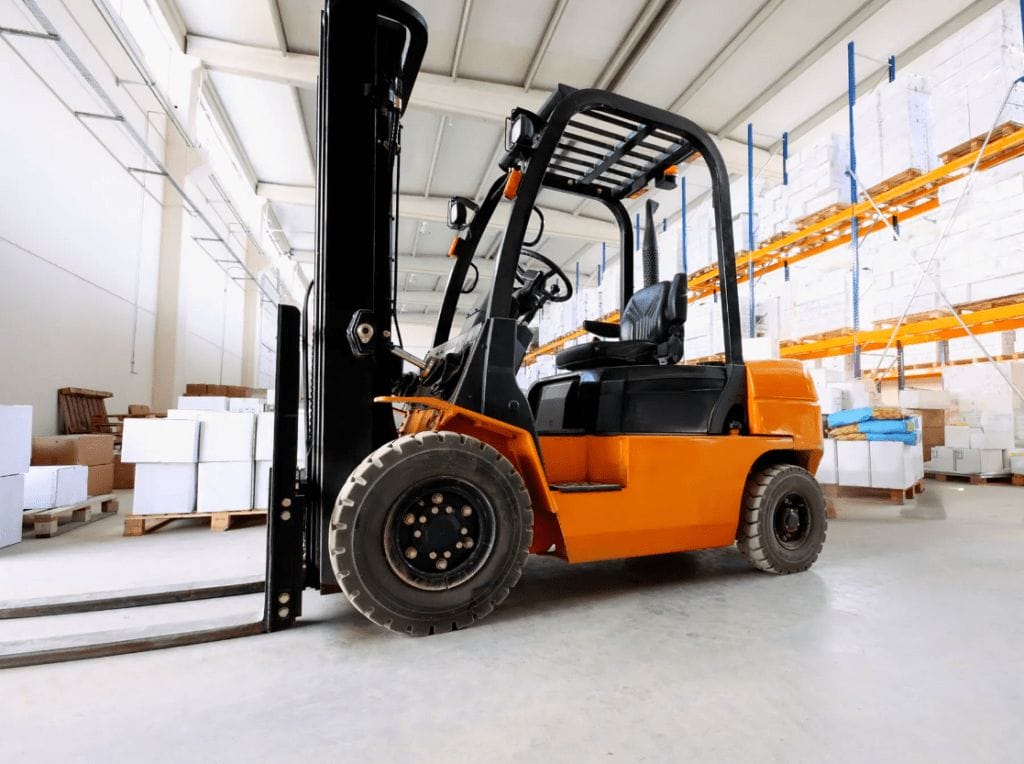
[263,0,827,636]
[0,0,825,667]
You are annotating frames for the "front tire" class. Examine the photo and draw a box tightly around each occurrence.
[329,431,532,635]
[737,464,826,574]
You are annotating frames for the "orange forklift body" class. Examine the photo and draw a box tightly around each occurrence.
[383,358,821,565]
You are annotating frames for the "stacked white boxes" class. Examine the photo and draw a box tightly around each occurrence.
[23,466,88,509]
[0,405,32,549]
[175,395,229,411]
[254,412,274,510]
[122,418,201,514]
[167,411,256,513]
[833,440,924,490]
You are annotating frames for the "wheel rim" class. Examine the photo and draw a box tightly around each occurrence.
[383,478,496,591]
[773,492,811,549]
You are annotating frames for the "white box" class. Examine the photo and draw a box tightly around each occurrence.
[898,389,951,409]
[944,425,979,449]
[815,439,837,485]
[255,412,275,461]
[0,404,32,476]
[168,411,256,462]
[23,465,88,509]
[927,446,956,473]
[1009,452,1024,475]
[837,441,871,487]
[254,460,271,510]
[0,474,24,549]
[954,448,1006,475]
[869,442,919,489]
[122,419,200,464]
[228,397,264,414]
[198,461,254,512]
[176,395,229,411]
[133,463,197,515]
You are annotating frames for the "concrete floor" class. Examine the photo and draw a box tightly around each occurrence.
[1,481,1023,762]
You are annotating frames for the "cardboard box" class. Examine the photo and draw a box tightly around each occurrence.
[228,397,264,414]
[121,419,200,464]
[167,411,256,462]
[944,425,979,449]
[31,434,115,467]
[0,405,32,476]
[254,460,271,510]
[133,463,197,515]
[185,383,208,396]
[87,463,114,496]
[837,441,871,487]
[255,412,274,461]
[176,395,229,411]
[927,446,956,473]
[207,385,229,396]
[0,474,24,549]
[24,465,88,509]
[815,439,837,485]
[197,461,253,512]
[898,388,952,409]
[227,386,249,398]
[869,442,920,489]
[954,448,1006,475]
[113,454,135,489]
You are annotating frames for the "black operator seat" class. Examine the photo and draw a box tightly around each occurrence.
[555,273,687,371]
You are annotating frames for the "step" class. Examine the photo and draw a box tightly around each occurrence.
[549,482,623,493]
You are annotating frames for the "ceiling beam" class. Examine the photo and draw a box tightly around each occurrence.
[668,0,785,113]
[400,256,493,279]
[396,290,447,308]
[715,0,888,136]
[256,184,618,241]
[594,0,678,91]
[185,35,317,88]
[451,0,474,80]
[413,73,781,178]
[523,0,571,91]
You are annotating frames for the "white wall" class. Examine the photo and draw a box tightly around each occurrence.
[0,10,248,434]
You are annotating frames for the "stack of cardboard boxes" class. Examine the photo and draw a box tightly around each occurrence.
[30,434,114,498]
[0,405,32,550]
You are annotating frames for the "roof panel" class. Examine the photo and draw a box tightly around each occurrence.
[208,71,314,186]
[409,0,466,73]
[426,115,503,198]
[176,0,278,48]
[277,0,322,55]
[456,0,559,84]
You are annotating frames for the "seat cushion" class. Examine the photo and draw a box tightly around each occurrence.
[555,340,657,371]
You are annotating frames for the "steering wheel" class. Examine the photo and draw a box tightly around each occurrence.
[515,248,573,303]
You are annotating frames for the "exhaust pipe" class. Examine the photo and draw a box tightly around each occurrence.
[642,199,659,287]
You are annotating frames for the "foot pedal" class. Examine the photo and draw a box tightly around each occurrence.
[549,482,623,493]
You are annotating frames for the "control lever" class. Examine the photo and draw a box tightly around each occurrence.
[391,346,427,369]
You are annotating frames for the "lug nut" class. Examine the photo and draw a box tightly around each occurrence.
[431,507,439,515]
[461,506,472,517]
[445,505,454,514]
[429,551,437,560]
[436,559,447,571]
[403,513,415,525]
[431,493,444,505]
[443,550,452,559]
[455,542,463,550]
[405,547,417,559]
[413,530,422,538]
[460,527,469,536]
[464,539,474,549]
[419,515,427,524]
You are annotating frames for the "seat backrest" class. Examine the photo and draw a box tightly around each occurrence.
[620,273,688,343]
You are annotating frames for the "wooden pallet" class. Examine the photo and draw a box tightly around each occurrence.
[925,471,1014,485]
[863,168,925,199]
[1013,474,1024,487]
[794,202,850,229]
[22,494,120,538]
[937,121,1023,165]
[123,509,267,537]
[779,326,854,349]
[823,481,923,517]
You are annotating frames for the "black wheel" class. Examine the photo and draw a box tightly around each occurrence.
[737,464,826,574]
[329,431,532,635]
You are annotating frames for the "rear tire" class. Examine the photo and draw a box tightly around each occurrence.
[329,431,532,635]
[737,464,826,574]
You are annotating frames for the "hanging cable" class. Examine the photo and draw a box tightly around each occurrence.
[523,206,545,247]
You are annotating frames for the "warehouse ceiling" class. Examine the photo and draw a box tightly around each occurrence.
[160,0,998,323]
